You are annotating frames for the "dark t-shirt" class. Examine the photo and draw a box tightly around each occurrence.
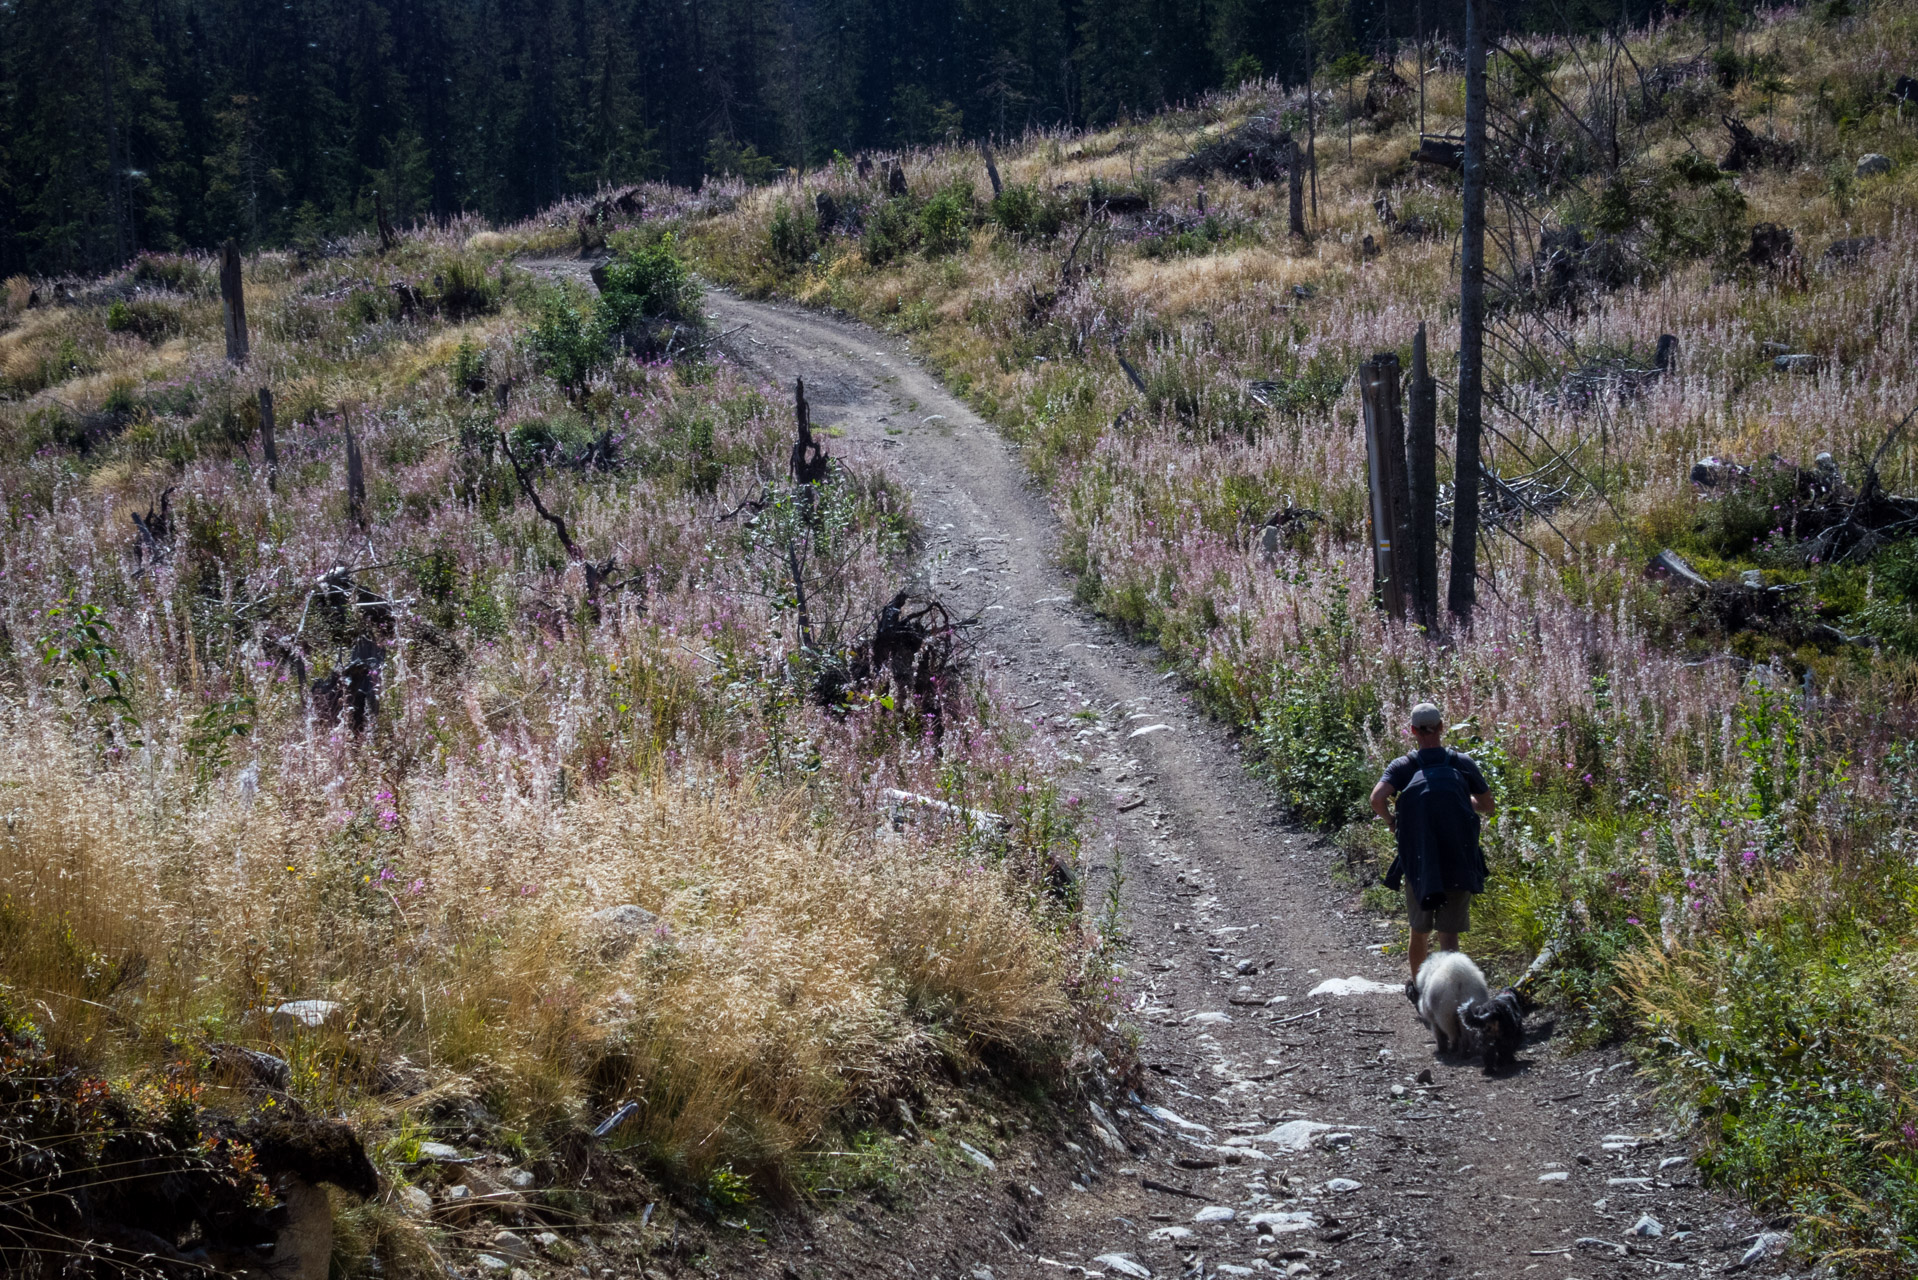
[1380,747,1489,797]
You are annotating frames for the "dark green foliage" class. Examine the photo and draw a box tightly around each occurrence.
[863,198,921,266]
[597,233,700,326]
[768,200,818,267]
[105,297,184,342]
[1846,543,1918,655]
[988,184,1066,239]
[919,181,976,257]
[529,283,605,392]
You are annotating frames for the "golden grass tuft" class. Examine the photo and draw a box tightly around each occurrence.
[0,716,1071,1184]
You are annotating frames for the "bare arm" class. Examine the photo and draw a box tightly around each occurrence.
[1370,779,1397,830]
[1472,791,1496,817]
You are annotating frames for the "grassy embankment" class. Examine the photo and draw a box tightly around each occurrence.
[675,4,1918,1271]
[0,194,1097,1273]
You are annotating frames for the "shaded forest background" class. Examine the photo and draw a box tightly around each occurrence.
[2,0,1679,277]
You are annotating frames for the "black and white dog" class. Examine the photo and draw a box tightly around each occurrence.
[1414,951,1526,1072]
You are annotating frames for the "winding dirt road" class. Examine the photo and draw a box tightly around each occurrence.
[529,260,1792,1280]
[702,290,1791,1280]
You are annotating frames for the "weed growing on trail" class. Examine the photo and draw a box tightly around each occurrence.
[673,3,1918,1268]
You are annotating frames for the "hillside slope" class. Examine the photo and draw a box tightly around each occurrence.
[673,3,1918,1272]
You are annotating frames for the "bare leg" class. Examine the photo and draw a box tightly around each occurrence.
[1435,930,1460,953]
[1409,929,1431,979]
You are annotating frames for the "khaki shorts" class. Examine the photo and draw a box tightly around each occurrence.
[1406,884,1472,934]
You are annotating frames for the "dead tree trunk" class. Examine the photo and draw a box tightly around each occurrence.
[1449,0,1488,623]
[791,379,830,483]
[220,240,248,364]
[1306,74,1320,221]
[344,412,366,527]
[1406,323,1440,631]
[1361,352,1411,620]
[375,190,397,252]
[259,386,279,493]
[982,143,1004,198]
[1287,140,1307,237]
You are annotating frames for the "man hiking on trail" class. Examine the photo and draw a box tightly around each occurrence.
[1370,702,1497,995]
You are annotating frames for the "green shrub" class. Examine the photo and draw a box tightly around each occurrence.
[598,232,701,327]
[989,184,1065,239]
[433,256,503,321]
[919,181,975,258]
[767,200,818,267]
[863,197,920,265]
[529,282,605,392]
[105,297,184,342]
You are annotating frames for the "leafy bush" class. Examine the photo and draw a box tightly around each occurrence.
[126,252,215,296]
[105,297,184,342]
[598,232,701,327]
[529,282,605,392]
[989,184,1066,239]
[919,181,975,258]
[863,197,920,265]
[767,200,818,267]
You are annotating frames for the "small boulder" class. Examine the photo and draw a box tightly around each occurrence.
[1325,1177,1363,1193]
[416,1141,463,1163]
[396,1185,432,1216]
[489,1231,532,1261]
[1632,1214,1664,1238]
[1193,1205,1236,1223]
[1857,153,1893,177]
[1741,1231,1790,1265]
[474,1256,510,1274]
[1093,1255,1153,1279]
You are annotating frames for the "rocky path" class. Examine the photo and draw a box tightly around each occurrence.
[528,262,1794,1280]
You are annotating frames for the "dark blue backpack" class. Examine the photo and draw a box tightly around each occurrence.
[1384,751,1486,906]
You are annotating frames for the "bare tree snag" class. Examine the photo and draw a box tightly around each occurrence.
[259,386,279,493]
[1406,324,1440,630]
[1287,140,1307,237]
[344,412,366,527]
[1361,353,1411,619]
[982,143,1004,198]
[1449,0,1488,624]
[791,379,830,483]
[375,189,397,251]
[498,429,581,559]
[220,240,248,364]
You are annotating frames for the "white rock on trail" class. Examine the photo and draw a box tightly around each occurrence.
[1140,1103,1211,1133]
[1192,1205,1237,1223]
[1245,1210,1318,1234]
[1539,1171,1570,1182]
[396,1186,432,1215]
[1244,1119,1333,1150]
[1306,976,1403,997]
[1632,1214,1664,1238]
[1325,1177,1363,1193]
[1148,1226,1195,1242]
[416,1141,462,1162]
[1093,1254,1154,1278]
[957,1140,997,1170]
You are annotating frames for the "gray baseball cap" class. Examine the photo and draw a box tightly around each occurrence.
[1410,702,1443,729]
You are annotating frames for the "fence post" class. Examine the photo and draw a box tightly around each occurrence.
[259,386,279,494]
[1406,324,1440,630]
[1361,352,1410,619]
[220,240,248,364]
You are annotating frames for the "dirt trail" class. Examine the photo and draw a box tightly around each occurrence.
[530,262,1791,1280]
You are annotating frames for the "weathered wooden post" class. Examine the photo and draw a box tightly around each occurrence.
[1361,352,1411,619]
[344,410,366,526]
[1287,139,1307,237]
[982,143,1004,198]
[1406,324,1440,630]
[1449,0,1488,623]
[220,240,248,364]
[259,386,279,493]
